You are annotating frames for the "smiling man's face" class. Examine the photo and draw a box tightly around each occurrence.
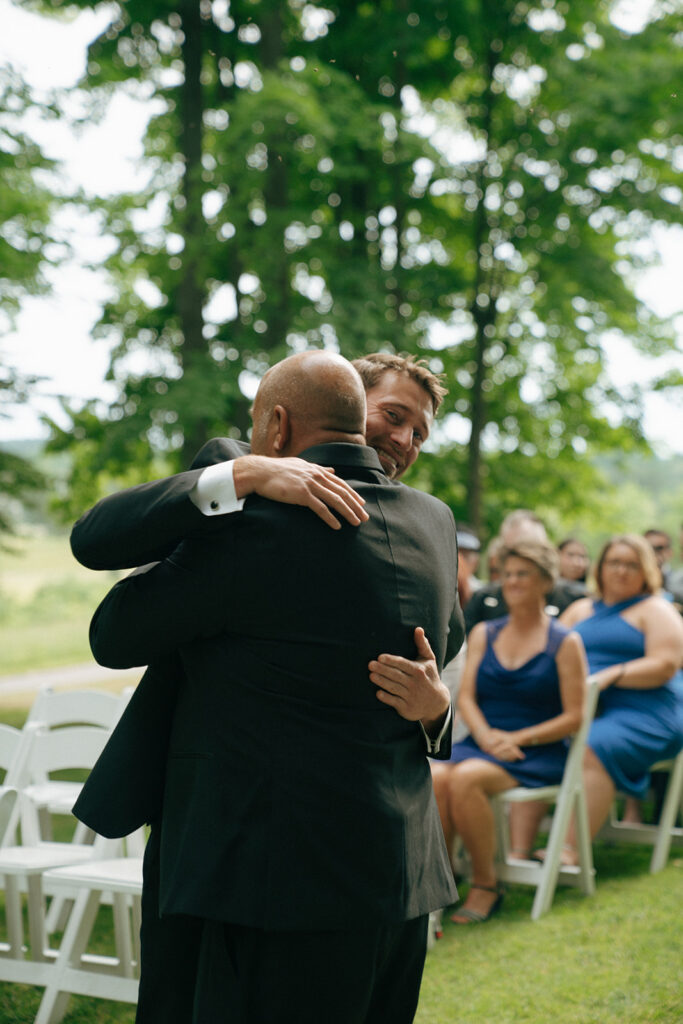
[363,371,434,479]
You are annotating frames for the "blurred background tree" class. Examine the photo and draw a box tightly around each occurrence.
[3,0,682,541]
[0,64,62,537]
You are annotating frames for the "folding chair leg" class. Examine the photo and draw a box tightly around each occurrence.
[112,894,134,978]
[27,875,49,961]
[132,896,142,969]
[45,821,96,934]
[574,789,595,895]
[530,785,577,921]
[45,896,74,937]
[34,888,101,1024]
[4,875,25,957]
[531,823,564,921]
[651,752,683,873]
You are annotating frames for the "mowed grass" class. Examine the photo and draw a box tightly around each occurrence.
[417,846,683,1024]
[0,531,121,674]
[1,545,681,1022]
[0,842,681,1023]
[0,703,681,1024]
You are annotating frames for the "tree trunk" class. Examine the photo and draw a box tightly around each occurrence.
[465,35,497,533]
[179,0,209,462]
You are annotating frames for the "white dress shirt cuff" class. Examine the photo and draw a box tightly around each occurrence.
[190,461,245,516]
[420,703,453,755]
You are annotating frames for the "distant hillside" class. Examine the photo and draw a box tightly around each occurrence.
[596,452,683,495]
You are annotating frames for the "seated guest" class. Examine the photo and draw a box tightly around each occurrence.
[643,527,674,593]
[456,524,482,606]
[464,511,584,632]
[538,534,683,861]
[557,537,590,593]
[666,522,683,609]
[442,526,482,742]
[431,539,586,924]
[485,536,504,584]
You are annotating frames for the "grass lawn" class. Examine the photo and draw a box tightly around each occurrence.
[0,778,681,1024]
[0,531,122,674]
[0,851,681,1023]
[1,574,681,1024]
[417,845,683,1024]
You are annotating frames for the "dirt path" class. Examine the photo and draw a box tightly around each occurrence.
[0,662,142,701]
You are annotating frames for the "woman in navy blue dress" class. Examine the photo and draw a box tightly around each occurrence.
[554,534,683,862]
[431,538,586,924]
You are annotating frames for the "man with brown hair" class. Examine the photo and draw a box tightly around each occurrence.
[81,351,461,1023]
[73,349,459,1024]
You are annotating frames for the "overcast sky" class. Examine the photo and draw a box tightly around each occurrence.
[0,0,681,454]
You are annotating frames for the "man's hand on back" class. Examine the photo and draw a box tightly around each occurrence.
[369,627,451,733]
[233,455,369,531]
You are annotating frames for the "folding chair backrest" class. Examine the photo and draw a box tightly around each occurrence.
[562,674,601,784]
[0,726,28,847]
[0,723,27,785]
[27,686,130,731]
[0,788,18,845]
[27,725,112,779]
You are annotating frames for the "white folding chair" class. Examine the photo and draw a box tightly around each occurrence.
[25,686,133,830]
[491,674,601,920]
[0,724,122,978]
[34,851,144,1024]
[597,748,683,872]
[22,686,134,933]
[0,722,34,848]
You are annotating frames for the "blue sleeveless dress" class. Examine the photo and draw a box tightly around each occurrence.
[446,616,570,787]
[574,596,683,798]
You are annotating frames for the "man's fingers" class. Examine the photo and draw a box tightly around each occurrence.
[374,654,414,674]
[375,688,400,709]
[305,470,368,528]
[413,627,435,660]
[308,497,342,531]
[311,483,367,525]
[369,667,407,694]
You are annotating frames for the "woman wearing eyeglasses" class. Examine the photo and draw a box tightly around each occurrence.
[555,534,683,860]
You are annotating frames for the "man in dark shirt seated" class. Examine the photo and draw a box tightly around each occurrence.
[464,510,584,633]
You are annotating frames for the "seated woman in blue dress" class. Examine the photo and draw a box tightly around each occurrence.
[551,533,683,863]
[430,538,587,924]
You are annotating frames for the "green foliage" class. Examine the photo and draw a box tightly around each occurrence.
[9,0,682,538]
[0,64,60,316]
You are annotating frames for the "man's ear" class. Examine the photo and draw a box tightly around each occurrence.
[272,405,290,454]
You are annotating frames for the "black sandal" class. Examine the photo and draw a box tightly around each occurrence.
[451,883,504,925]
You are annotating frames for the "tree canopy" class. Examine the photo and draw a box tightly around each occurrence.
[5,0,683,538]
[0,63,61,535]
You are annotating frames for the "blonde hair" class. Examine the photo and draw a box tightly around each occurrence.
[594,534,661,596]
[499,539,559,591]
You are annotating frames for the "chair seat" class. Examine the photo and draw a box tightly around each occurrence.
[0,843,96,875]
[503,784,561,803]
[44,858,143,896]
[24,782,82,815]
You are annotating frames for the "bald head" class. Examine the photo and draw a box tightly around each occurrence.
[250,351,367,457]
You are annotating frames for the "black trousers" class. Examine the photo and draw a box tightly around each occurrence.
[136,826,429,1024]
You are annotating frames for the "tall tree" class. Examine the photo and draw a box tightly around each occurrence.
[44,0,457,518]
[0,63,59,537]
[403,0,682,531]
[24,0,682,538]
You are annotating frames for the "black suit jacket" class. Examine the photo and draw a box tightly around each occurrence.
[84,443,461,930]
[72,439,248,837]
